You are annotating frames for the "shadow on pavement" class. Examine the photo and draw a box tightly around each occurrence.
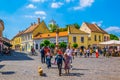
[41,73,47,77]
[0,65,5,69]
[72,68,89,71]
[0,51,34,61]
[0,71,15,75]
[62,72,84,77]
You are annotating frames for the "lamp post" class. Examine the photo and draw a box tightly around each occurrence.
[56,25,59,49]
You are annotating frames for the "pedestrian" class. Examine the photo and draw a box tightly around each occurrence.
[90,48,93,57]
[40,47,45,63]
[64,53,71,74]
[86,48,90,58]
[74,48,78,57]
[55,48,65,76]
[65,46,74,69]
[84,48,87,58]
[46,50,52,68]
[31,47,35,55]
[79,48,83,57]
[96,48,99,58]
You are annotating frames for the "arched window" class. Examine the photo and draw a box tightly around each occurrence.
[36,44,38,49]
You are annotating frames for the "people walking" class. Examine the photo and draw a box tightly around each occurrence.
[55,48,65,76]
[79,48,83,57]
[96,48,99,58]
[65,46,74,70]
[86,48,90,58]
[31,47,35,55]
[64,53,71,74]
[46,50,52,68]
[40,47,45,63]
[74,48,78,57]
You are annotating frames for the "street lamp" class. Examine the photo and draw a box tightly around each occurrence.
[56,25,59,48]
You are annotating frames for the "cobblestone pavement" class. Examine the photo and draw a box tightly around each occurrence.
[0,51,120,80]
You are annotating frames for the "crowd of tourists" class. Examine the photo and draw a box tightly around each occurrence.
[37,45,120,76]
[38,46,102,76]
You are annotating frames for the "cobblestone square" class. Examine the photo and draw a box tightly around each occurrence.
[0,51,120,80]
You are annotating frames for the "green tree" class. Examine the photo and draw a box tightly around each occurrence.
[65,23,80,29]
[73,23,80,29]
[59,42,67,48]
[48,24,58,32]
[59,42,67,53]
[43,39,50,46]
[110,34,119,40]
[72,43,78,48]
[49,43,55,49]
[40,42,45,47]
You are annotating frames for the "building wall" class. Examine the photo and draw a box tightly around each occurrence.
[34,36,68,50]
[68,34,88,48]
[80,23,91,35]
[88,32,103,47]
[11,36,21,51]
[103,34,110,41]
[21,33,33,52]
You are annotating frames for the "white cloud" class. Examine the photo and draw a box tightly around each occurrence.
[51,2,64,8]
[24,15,46,19]
[74,0,94,10]
[92,21,103,27]
[105,26,120,32]
[26,4,36,9]
[24,11,46,19]
[66,0,71,3]
[31,0,46,2]
[35,11,46,15]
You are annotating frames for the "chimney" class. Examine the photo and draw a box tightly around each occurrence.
[31,23,33,26]
[38,18,40,24]
[34,22,36,25]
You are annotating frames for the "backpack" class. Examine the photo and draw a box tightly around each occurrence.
[56,55,63,63]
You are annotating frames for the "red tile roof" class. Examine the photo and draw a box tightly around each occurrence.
[34,31,68,39]
[84,22,108,34]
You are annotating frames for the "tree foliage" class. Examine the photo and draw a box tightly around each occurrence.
[59,42,67,48]
[110,34,119,40]
[65,23,80,29]
[48,24,58,32]
[73,23,80,29]
[72,43,78,48]
[40,42,45,47]
[49,43,55,48]
[59,28,67,32]
[43,39,50,46]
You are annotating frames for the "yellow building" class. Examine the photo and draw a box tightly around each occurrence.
[80,22,110,47]
[11,31,23,51]
[68,25,89,48]
[33,25,89,50]
[20,18,49,52]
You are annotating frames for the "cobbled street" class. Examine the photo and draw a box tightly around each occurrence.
[0,51,120,80]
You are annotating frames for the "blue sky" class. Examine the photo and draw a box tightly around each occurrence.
[0,0,120,39]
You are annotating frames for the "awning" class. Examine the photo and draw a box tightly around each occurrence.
[3,41,12,47]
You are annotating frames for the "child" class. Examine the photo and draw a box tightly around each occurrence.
[64,53,71,74]
[46,50,51,68]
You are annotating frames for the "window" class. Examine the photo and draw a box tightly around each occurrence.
[94,35,97,41]
[104,36,106,41]
[36,44,38,49]
[73,36,76,43]
[81,37,84,43]
[99,35,101,41]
